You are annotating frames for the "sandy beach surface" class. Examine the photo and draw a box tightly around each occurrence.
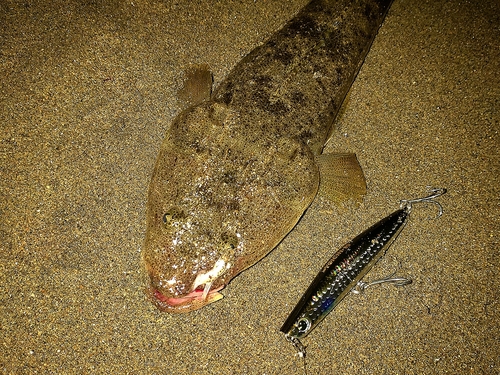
[1,0,498,374]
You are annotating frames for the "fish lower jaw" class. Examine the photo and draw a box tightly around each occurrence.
[150,286,224,313]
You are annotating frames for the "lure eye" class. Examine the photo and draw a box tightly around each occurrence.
[296,317,311,333]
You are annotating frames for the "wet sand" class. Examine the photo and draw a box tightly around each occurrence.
[1,0,498,374]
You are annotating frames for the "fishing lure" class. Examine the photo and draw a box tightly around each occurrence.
[280,188,447,357]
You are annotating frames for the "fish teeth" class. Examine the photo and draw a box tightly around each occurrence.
[191,258,231,292]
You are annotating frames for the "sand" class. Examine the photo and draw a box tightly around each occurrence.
[1,0,498,374]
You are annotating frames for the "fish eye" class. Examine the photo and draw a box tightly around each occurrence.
[162,207,185,226]
[162,213,172,225]
[296,317,311,333]
[221,232,239,250]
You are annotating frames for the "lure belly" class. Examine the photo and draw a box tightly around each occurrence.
[281,188,446,347]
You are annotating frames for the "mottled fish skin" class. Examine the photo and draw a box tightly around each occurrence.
[143,0,393,312]
[214,0,393,156]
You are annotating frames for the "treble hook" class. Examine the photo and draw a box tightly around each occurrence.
[400,187,447,217]
[286,335,308,375]
[352,276,412,294]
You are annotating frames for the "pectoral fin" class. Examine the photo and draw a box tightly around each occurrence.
[177,64,213,106]
[315,153,367,205]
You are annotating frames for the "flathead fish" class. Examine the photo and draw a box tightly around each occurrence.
[143,0,393,312]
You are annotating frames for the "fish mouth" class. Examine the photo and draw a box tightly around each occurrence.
[144,258,231,313]
[148,286,224,313]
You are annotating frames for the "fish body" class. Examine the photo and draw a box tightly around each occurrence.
[143,0,393,312]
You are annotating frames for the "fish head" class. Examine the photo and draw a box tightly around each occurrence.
[143,185,243,312]
[143,102,320,312]
[143,104,247,312]
[143,159,246,312]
